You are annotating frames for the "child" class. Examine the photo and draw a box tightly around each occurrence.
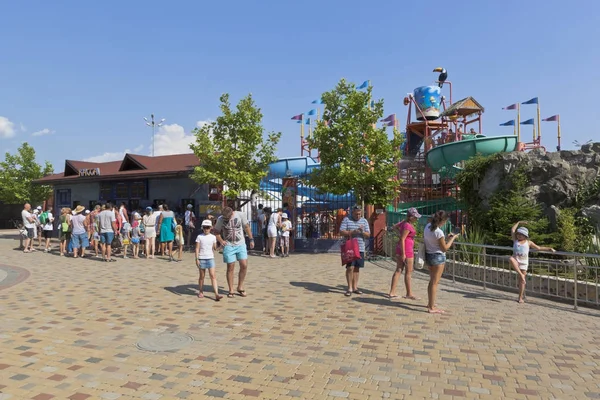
[280,213,293,257]
[131,215,141,259]
[509,221,555,303]
[195,220,222,301]
[174,218,184,262]
[122,221,132,258]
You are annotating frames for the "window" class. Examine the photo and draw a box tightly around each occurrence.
[115,183,128,199]
[130,181,147,199]
[55,189,71,206]
[100,183,112,201]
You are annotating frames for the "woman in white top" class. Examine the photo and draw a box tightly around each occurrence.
[509,221,555,303]
[142,206,158,259]
[267,208,282,258]
[423,210,458,314]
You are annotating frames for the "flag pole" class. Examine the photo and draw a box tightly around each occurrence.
[536,100,542,143]
[532,122,536,142]
[557,115,561,151]
[517,103,521,142]
[300,115,305,156]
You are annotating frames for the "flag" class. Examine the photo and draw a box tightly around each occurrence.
[290,114,303,120]
[543,115,559,122]
[499,120,515,126]
[357,80,369,89]
[307,109,317,116]
[381,114,395,122]
[502,104,518,110]
[297,120,302,124]
[370,100,375,108]
[522,97,538,105]
[311,99,324,104]
[520,118,535,125]
[385,121,395,127]
[305,118,312,125]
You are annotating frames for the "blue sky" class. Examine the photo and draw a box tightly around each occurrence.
[0,0,598,171]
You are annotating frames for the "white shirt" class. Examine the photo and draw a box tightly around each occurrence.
[43,212,54,231]
[185,210,195,226]
[423,223,445,254]
[268,212,280,228]
[21,210,35,229]
[513,240,530,268]
[281,220,292,237]
[196,233,216,259]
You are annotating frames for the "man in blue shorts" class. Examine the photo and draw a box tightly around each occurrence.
[214,207,254,298]
[340,205,371,296]
[98,202,119,262]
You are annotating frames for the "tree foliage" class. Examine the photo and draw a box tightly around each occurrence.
[0,142,54,205]
[306,79,403,205]
[189,93,281,200]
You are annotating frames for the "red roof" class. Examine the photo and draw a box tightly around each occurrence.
[36,153,201,184]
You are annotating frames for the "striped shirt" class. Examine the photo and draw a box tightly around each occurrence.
[340,216,370,252]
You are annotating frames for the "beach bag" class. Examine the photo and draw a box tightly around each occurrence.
[341,238,361,265]
[61,216,69,232]
[111,235,122,249]
[131,237,140,244]
[122,238,130,245]
[416,242,426,269]
[39,211,49,225]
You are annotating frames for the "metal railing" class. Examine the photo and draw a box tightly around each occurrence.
[381,231,600,310]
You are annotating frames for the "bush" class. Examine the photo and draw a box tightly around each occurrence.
[555,208,577,252]
[456,225,487,265]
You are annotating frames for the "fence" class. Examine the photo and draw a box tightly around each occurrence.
[381,230,600,309]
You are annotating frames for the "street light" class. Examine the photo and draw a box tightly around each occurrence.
[143,114,166,156]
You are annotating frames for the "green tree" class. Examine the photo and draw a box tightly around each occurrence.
[189,93,281,201]
[0,142,54,205]
[306,79,402,205]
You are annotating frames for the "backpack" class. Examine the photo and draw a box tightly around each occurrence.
[39,211,49,225]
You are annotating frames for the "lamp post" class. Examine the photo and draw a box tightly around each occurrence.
[143,114,165,156]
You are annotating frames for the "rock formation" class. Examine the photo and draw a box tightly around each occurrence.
[477,142,600,225]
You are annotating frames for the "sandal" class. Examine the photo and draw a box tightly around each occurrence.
[403,295,420,300]
[227,293,235,298]
[353,290,363,295]
[237,290,247,297]
[345,291,352,297]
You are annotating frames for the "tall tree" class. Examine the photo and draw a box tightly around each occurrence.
[0,142,54,204]
[189,93,281,202]
[307,79,403,205]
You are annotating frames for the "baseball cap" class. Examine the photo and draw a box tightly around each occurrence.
[516,227,529,237]
[187,204,193,209]
[36,206,42,210]
[201,219,212,227]
[407,207,422,218]
[282,213,288,219]
[352,205,362,210]
[145,206,153,211]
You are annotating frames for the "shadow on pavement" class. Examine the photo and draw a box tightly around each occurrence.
[442,288,502,302]
[289,281,388,298]
[164,284,199,296]
[351,296,427,312]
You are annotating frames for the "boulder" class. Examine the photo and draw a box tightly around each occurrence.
[476,143,600,212]
[582,205,600,228]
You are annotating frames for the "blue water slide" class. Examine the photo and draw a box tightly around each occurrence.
[263,157,355,208]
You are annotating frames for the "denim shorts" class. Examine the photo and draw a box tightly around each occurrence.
[426,252,446,266]
[222,244,248,264]
[71,233,89,249]
[100,232,115,245]
[346,252,365,269]
[198,259,216,269]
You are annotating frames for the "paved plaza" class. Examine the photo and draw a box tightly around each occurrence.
[1,232,600,400]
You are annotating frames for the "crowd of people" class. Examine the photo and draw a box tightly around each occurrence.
[19,200,551,307]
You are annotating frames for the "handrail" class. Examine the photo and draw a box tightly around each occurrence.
[452,241,600,260]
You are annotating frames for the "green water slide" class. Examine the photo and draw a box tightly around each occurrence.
[426,135,518,171]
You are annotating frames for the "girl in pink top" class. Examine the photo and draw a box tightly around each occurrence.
[388,207,421,299]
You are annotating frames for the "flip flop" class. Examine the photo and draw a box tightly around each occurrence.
[227,293,235,298]
[388,295,398,299]
[353,290,363,295]
[345,291,352,297]
[403,296,421,300]
[197,292,204,298]
[215,295,223,302]
[237,290,247,297]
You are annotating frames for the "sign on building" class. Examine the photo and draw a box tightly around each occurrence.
[79,168,101,177]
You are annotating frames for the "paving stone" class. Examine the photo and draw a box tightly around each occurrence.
[1,242,600,400]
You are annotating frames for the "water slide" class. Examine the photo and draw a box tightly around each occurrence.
[426,135,518,171]
[261,157,355,209]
